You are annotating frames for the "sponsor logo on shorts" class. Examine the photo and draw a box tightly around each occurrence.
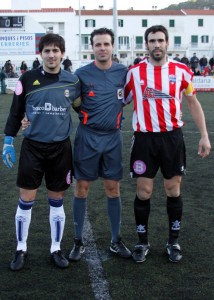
[66,170,71,185]
[133,160,147,175]
[15,80,23,95]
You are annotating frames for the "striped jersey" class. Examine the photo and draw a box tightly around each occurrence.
[124,58,195,132]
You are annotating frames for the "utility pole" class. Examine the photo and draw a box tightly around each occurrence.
[78,0,81,61]
[113,0,118,56]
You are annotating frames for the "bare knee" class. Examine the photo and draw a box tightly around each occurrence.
[136,178,153,200]
[20,188,37,201]
[75,180,90,198]
[164,176,182,197]
[104,180,120,197]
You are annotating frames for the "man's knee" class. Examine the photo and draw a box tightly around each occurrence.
[75,180,90,198]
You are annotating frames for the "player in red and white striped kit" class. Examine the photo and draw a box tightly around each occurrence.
[124,25,211,263]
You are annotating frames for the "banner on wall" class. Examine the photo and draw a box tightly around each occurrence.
[2,76,214,93]
[193,76,214,91]
[0,34,36,55]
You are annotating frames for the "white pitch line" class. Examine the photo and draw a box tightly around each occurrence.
[83,209,112,300]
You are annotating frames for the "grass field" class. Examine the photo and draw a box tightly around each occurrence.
[0,93,213,300]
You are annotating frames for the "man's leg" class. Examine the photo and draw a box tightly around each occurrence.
[10,189,36,271]
[164,176,183,262]
[48,191,69,268]
[69,180,89,261]
[105,180,131,258]
[132,177,153,263]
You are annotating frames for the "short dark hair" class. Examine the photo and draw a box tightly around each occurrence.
[90,27,114,46]
[144,25,169,43]
[39,33,65,53]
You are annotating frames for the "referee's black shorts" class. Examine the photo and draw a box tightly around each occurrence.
[130,128,186,179]
[17,137,73,191]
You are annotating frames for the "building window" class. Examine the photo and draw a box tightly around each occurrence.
[174,36,181,46]
[135,36,143,49]
[142,19,147,27]
[118,19,124,27]
[81,35,90,49]
[191,35,198,46]
[85,19,96,27]
[58,23,64,36]
[120,53,127,59]
[118,36,130,50]
[201,35,209,43]
[83,54,87,59]
[198,19,203,27]
[40,22,54,33]
[169,19,175,27]
[90,54,95,60]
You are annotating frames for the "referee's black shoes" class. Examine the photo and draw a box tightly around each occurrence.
[10,250,28,271]
[51,250,69,268]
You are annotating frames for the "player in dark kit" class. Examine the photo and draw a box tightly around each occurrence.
[69,28,131,261]
[2,33,80,271]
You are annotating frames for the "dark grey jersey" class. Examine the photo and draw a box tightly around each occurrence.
[75,62,127,131]
[4,67,81,142]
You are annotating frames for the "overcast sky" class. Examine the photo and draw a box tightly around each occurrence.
[1,0,187,10]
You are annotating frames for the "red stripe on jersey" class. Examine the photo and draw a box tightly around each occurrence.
[124,75,133,100]
[169,99,178,129]
[139,63,153,131]
[154,66,166,132]
[168,62,178,129]
[168,62,176,98]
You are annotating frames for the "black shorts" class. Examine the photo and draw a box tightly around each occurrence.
[17,137,73,191]
[130,128,186,179]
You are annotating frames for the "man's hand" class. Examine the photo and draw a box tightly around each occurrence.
[2,136,16,169]
[198,135,211,158]
[21,114,31,130]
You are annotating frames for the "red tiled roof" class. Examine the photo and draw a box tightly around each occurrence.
[0,8,74,13]
[75,9,185,16]
[0,8,213,16]
[75,9,214,16]
[183,9,214,15]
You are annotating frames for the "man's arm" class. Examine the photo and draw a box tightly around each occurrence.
[185,94,211,158]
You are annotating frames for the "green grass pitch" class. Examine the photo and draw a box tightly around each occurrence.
[0,92,213,300]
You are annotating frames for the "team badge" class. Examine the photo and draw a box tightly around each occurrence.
[169,75,176,83]
[117,88,124,100]
[64,89,70,97]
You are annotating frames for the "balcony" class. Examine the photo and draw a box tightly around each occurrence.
[81,44,92,51]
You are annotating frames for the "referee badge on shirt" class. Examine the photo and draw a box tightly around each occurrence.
[117,88,124,100]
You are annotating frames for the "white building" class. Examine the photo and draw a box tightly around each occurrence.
[0,7,214,69]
